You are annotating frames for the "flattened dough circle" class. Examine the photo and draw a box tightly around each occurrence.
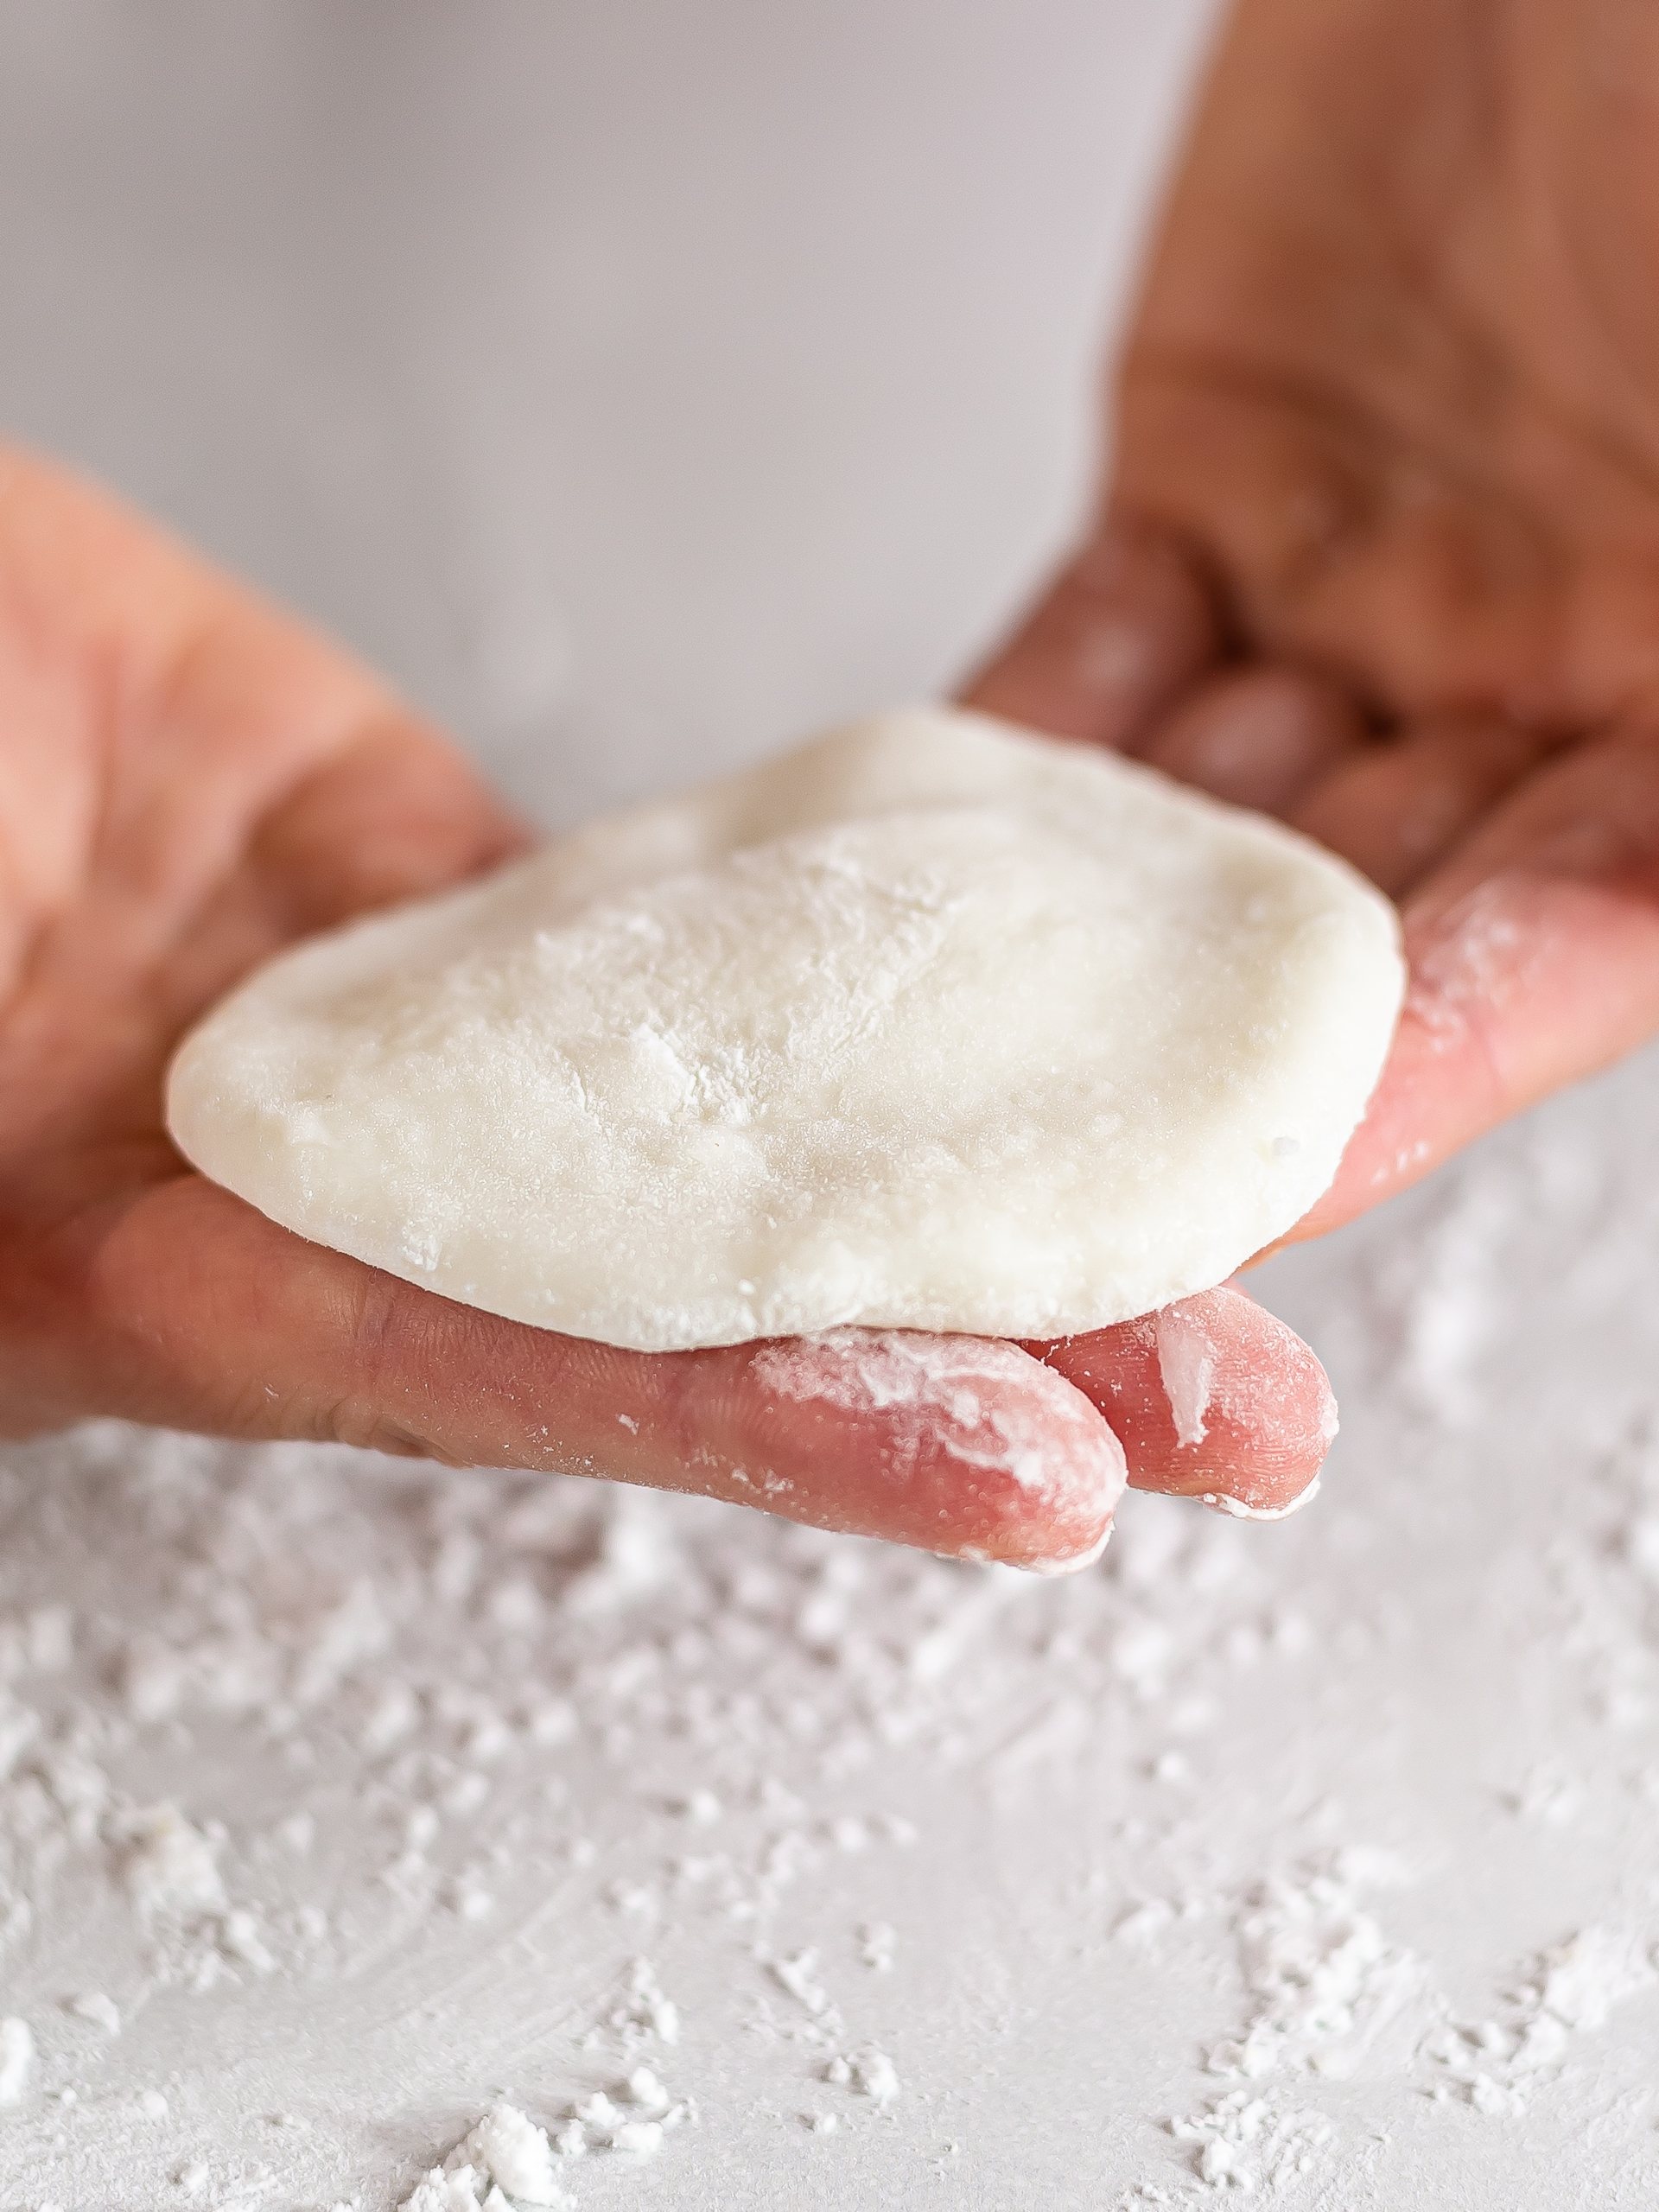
[167,708,1405,1350]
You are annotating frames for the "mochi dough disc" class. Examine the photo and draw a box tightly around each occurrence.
[166,707,1405,1351]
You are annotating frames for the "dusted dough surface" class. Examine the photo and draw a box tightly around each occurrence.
[165,708,1405,1351]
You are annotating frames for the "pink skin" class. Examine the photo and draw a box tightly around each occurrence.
[1029,1288,1336,1519]
[35,1173,1322,1575]
[1007,0,1659,1277]
[964,518,1221,752]
[1290,715,1560,899]
[964,515,1659,1262]
[1141,665,1368,813]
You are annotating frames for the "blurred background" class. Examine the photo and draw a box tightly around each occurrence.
[0,0,1214,825]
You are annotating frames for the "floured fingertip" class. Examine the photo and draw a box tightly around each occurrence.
[744,1328,1126,1567]
[1037,1287,1338,1514]
[1201,1476,1321,1522]
[1010,1517,1116,1576]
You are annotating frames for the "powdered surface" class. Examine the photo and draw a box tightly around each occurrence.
[166,710,1402,1350]
[8,1046,1659,2208]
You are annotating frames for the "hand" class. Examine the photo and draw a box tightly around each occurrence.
[968,0,1659,1244]
[0,448,1331,1570]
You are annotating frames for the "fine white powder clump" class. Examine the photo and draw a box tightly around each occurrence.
[67,1989,121,2034]
[1169,2088,1332,2191]
[1425,1926,1659,2114]
[400,2171,504,2212]
[166,708,1403,1351]
[400,2102,569,2211]
[0,2016,33,2106]
[122,1804,227,1922]
[1206,1855,1431,2082]
[1155,1303,1217,1447]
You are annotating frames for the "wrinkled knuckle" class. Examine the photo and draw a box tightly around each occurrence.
[313,1392,432,1461]
[346,1267,409,1363]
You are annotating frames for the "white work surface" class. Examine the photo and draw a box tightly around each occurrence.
[4,6,1659,2207]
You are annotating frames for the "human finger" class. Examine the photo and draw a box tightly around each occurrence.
[1285,720,1659,1243]
[1139,664,1368,813]
[958,512,1222,748]
[41,1186,1342,1568]
[1289,714,1557,897]
[0,445,528,1013]
[1030,1286,1336,1517]
[35,1178,1125,1573]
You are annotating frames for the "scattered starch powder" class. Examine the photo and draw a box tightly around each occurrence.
[853,2050,900,2107]
[1423,1927,1659,2114]
[0,2016,33,2106]
[67,1990,121,2034]
[400,2103,566,2211]
[7,1053,1659,2209]
[401,2069,701,2206]
[1205,1854,1430,2083]
[399,2170,508,2212]
[122,1805,226,1920]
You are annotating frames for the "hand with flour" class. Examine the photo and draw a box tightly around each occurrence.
[970,0,1659,1249]
[14,0,1640,1572]
[0,449,1332,1569]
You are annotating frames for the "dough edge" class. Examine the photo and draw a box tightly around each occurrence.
[166,707,1407,1351]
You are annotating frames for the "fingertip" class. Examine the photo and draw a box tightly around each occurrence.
[734,1330,1126,1570]
[116,1189,1129,1571]
[1007,1514,1117,1576]
[1033,1286,1336,1517]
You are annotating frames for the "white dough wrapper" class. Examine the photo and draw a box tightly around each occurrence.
[167,708,1405,1351]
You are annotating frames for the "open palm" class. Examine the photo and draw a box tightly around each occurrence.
[971,0,1659,1247]
[0,449,1332,1567]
